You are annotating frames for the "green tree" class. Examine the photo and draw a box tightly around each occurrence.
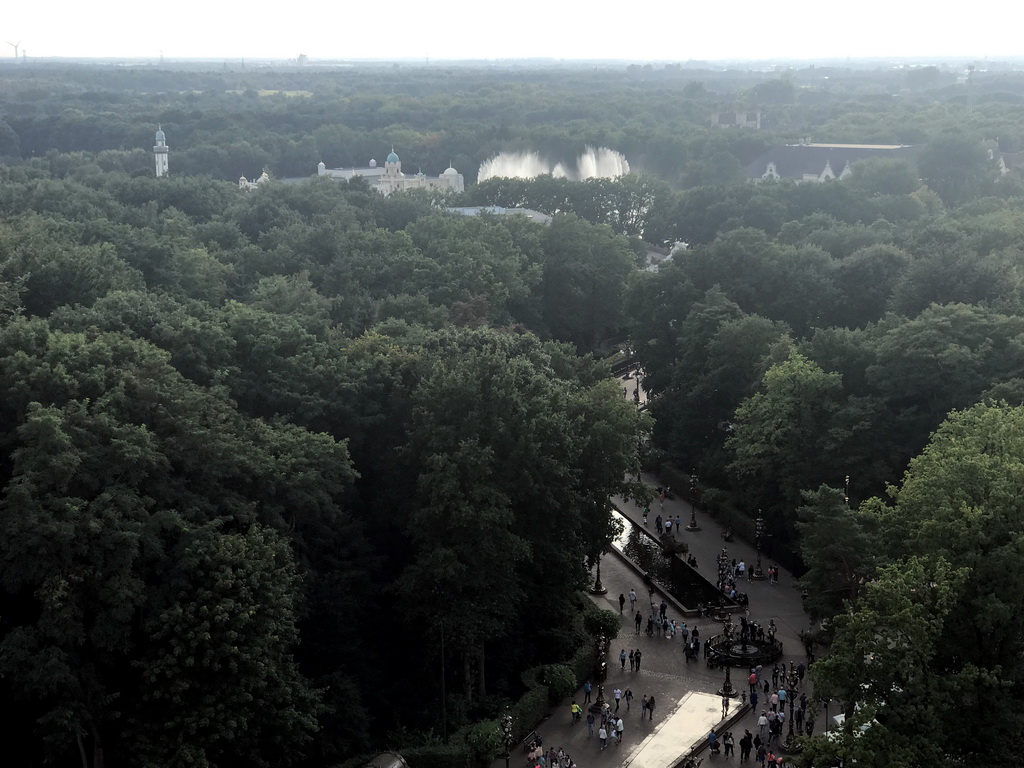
[796,485,879,621]
[727,351,848,526]
[803,557,966,768]
[917,132,997,206]
[540,214,636,352]
[845,157,920,196]
[809,402,1024,766]
[130,523,320,768]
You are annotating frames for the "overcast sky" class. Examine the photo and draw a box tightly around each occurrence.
[5,0,1023,62]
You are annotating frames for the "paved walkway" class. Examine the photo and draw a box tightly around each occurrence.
[493,473,813,768]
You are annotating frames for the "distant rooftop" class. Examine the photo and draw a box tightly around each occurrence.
[792,143,912,150]
[448,206,552,224]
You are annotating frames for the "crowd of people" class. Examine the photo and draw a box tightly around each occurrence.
[523,486,815,768]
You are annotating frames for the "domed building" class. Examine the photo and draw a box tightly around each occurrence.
[317,148,464,195]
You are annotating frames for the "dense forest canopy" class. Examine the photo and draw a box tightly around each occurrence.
[2,60,1024,767]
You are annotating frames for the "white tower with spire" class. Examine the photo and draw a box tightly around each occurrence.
[153,125,169,177]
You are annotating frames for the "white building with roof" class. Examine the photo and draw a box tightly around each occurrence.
[317,149,464,195]
[239,170,270,190]
[746,142,919,183]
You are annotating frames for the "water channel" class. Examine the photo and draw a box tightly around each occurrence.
[610,509,739,613]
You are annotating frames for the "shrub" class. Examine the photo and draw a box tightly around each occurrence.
[461,719,504,766]
[583,603,622,639]
[535,664,577,704]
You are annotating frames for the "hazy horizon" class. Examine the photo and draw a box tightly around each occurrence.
[5,0,1024,63]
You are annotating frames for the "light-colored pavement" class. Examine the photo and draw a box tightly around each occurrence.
[619,371,648,406]
[493,473,813,768]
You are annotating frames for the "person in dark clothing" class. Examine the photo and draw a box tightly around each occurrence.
[739,730,753,761]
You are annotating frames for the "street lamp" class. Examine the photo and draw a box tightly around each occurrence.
[590,554,607,595]
[752,511,767,580]
[686,472,701,531]
[717,664,738,698]
[501,711,514,768]
[782,673,800,753]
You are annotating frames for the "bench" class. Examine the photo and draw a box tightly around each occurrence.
[521,731,541,753]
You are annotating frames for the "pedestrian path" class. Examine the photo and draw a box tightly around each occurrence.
[491,473,813,768]
[614,472,810,663]
[622,692,728,768]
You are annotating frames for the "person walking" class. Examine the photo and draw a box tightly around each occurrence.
[618,593,626,613]
[620,649,627,670]
[598,725,608,750]
[634,649,643,671]
[748,671,758,695]
[643,506,649,526]
[624,688,633,710]
[615,716,624,745]
[586,712,595,736]
[675,514,681,532]
[629,588,637,612]
[722,694,731,718]
[583,681,592,704]
[724,731,734,758]
[613,687,622,711]
[757,711,768,739]
[571,701,582,724]
[629,649,636,671]
[664,517,673,536]
[640,695,649,719]
[750,690,758,712]
[634,611,642,635]
[741,729,757,761]
[647,695,656,721]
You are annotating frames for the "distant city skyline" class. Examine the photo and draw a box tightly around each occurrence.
[5,0,1024,63]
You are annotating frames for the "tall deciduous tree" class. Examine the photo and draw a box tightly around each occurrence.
[796,485,879,621]
[727,351,848,528]
[808,402,1024,766]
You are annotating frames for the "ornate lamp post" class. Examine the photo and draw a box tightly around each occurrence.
[501,710,514,768]
[686,472,701,531]
[590,554,607,595]
[751,511,768,580]
[782,673,801,753]
[717,664,738,698]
